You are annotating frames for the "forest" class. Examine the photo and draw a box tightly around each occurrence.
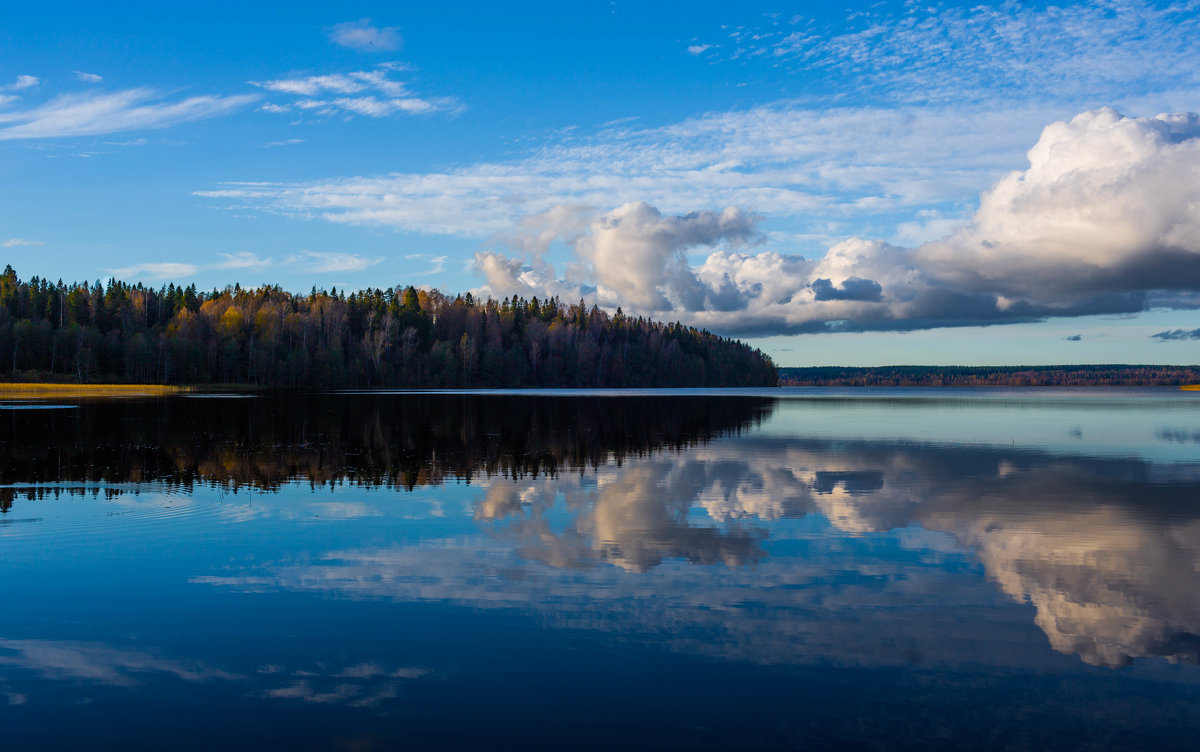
[0,266,777,388]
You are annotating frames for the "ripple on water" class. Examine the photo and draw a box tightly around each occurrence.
[0,403,79,410]
[0,485,229,543]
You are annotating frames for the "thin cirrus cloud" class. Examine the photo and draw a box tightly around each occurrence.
[3,238,44,247]
[214,252,273,270]
[108,262,200,281]
[105,252,382,282]
[196,99,1061,242]
[1,75,39,91]
[0,88,257,141]
[74,71,103,84]
[287,251,382,274]
[328,19,402,52]
[701,0,1200,105]
[403,253,447,276]
[250,67,455,119]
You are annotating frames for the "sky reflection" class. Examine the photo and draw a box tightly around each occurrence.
[3,391,1200,749]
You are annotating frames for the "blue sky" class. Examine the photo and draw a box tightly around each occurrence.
[3,0,1200,366]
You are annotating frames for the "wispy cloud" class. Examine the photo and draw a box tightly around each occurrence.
[197,99,1053,242]
[328,19,402,52]
[3,238,43,247]
[1,75,39,91]
[288,251,382,274]
[250,67,455,120]
[213,252,273,270]
[403,253,447,276]
[0,637,237,687]
[108,262,199,280]
[0,88,256,141]
[74,71,102,84]
[1151,328,1200,341]
[699,0,1200,106]
[265,138,304,148]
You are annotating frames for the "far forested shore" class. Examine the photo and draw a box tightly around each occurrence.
[0,266,777,388]
[779,365,1200,387]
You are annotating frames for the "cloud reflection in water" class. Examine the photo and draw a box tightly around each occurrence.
[194,433,1200,670]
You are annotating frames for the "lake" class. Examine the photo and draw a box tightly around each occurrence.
[2,388,1199,750]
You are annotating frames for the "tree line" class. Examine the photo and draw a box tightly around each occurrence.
[0,266,776,387]
[778,364,1200,387]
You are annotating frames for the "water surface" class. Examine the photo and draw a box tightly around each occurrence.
[2,389,1199,750]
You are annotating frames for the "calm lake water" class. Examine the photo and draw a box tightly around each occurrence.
[2,388,1199,750]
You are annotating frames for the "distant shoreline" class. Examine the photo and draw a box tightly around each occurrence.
[778,365,1200,387]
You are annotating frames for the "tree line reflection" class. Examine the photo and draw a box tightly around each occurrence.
[0,393,774,509]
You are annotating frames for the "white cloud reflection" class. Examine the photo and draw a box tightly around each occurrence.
[191,433,1200,670]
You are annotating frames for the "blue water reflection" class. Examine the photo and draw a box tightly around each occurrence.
[2,389,1199,750]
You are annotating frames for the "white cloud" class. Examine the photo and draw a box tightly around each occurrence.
[0,88,256,141]
[109,262,199,280]
[213,252,273,269]
[472,109,1200,335]
[250,68,453,120]
[686,44,711,55]
[328,19,402,52]
[708,0,1200,106]
[328,18,403,51]
[0,638,237,687]
[265,138,304,147]
[288,251,381,274]
[403,253,447,276]
[251,74,367,96]
[197,100,1055,241]
[1,75,39,91]
[3,238,43,247]
[74,71,102,83]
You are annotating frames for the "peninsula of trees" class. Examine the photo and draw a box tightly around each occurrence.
[0,267,777,388]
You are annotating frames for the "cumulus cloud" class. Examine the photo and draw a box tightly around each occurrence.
[1152,328,1200,341]
[470,108,1200,335]
[328,19,402,52]
[250,67,453,119]
[0,88,255,140]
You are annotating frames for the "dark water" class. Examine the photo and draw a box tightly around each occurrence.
[2,388,1199,750]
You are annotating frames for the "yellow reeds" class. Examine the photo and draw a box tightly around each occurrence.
[0,383,188,398]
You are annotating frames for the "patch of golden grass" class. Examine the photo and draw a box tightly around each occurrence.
[0,383,188,398]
